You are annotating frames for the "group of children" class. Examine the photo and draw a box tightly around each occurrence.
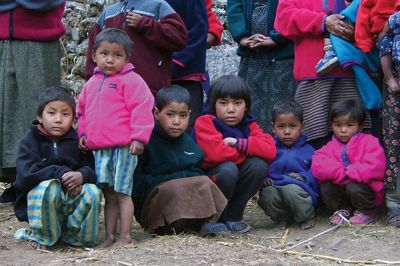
[10,0,396,251]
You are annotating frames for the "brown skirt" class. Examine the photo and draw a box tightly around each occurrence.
[139,176,227,232]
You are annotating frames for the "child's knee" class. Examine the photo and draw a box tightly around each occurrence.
[81,184,102,205]
[215,161,240,183]
[247,157,269,177]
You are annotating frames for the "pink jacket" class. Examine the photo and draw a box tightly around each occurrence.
[311,133,386,206]
[274,0,353,80]
[77,63,154,150]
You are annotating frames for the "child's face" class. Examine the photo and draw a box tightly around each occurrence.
[37,101,74,138]
[92,41,128,76]
[215,97,246,126]
[154,101,190,138]
[332,114,362,143]
[273,113,304,147]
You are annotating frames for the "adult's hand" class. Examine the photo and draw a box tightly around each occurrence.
[325,14,354,42]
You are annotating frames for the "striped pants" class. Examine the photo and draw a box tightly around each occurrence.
[13,180,102,247]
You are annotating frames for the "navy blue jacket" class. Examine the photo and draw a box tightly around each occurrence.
[166,0,208,79]
[266,134,319,206]
[13,121,96,221]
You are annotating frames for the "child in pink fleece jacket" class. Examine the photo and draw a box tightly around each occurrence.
[77,28,154,248]
[312,99,386,225]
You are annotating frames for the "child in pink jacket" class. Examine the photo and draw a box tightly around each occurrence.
[312,99,386,225]
[77,28,154,248]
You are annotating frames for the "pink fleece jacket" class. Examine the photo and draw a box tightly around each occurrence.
[274,0,353,80]
[311,133,386,206]
[77,63,154,150]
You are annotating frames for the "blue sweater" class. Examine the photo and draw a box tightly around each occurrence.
[166,0,208,79]
[266,134,319,206]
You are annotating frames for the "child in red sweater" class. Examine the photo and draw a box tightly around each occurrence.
[194,75,276,233]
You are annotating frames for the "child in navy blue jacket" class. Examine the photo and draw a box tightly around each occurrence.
[13,87,101,249]
[258,99,319,230]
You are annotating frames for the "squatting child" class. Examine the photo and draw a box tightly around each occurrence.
[257,99,319,230]
[312,99,386,225]
[77,28,154,247]
[194,75,276,234]
[13,87,101,250]
[132,85,227,236]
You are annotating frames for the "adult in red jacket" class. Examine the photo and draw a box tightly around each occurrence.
[274,0,373,149]
[0,1,65,202]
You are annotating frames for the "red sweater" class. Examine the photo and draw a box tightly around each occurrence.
[355,0,400,52]
[0,3,65,41]
[194,114,276,169]
[207,0,224,45]
[275,0,352,80]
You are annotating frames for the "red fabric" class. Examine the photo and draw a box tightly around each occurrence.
[85,13,187,96]
[0,4,65,41]
[355,0,399,52]
[207,0,224,45]
[274,0,352,80]
[194,114,276,169]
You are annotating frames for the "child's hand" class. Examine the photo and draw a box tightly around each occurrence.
[130,140,144,155]
[207,33,217,48]
[223,137,237,147]
[126,12,142,29]
[68,185,83,196]
[79,136,87,151]
[61,171,83,191]
[386,77,400,93]
[263,178,273,187]
[289,172,305,182]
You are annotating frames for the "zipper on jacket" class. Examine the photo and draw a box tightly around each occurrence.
[9,10,14,40]
[53,142,58,158]
[98,75,107,91]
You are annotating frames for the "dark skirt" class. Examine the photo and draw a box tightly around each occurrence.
[0,40,61,176]
[138,175,227,232]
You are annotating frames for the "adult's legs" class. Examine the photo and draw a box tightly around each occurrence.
[172,80,203,133]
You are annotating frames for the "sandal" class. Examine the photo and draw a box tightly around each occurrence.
[200,222,228,236]
[387,207,400,226]
[225,221,250,234]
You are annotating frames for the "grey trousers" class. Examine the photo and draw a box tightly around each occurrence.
[258,184,314,223]
[386,170,400,209]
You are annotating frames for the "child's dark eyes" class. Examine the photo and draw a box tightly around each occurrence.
[180,113,188,118]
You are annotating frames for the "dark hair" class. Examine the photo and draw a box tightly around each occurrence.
[272,99,304,123]
[208,75,251,114]
[330,99,366,125]
[155,85,191,111]
[93,28,132,56]
[37,87,76,117]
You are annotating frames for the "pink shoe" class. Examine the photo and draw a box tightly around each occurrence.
[349,210,377,225]
[329,209,352,225]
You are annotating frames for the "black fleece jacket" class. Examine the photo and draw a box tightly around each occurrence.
[13,121,96,221]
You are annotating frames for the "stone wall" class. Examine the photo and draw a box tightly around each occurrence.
[61,0,239,94]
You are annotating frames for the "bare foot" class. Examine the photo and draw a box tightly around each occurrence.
[300,217,315,230]
[112,236,136,249]
[275,220,287,230]
[26,240,48,250]
[96,237,115,249]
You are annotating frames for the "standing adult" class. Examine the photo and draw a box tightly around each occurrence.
[227,0,297,133]
[274,0,372,148]
[0,0,65,201]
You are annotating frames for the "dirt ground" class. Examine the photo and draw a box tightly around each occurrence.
[1,183,400,266]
